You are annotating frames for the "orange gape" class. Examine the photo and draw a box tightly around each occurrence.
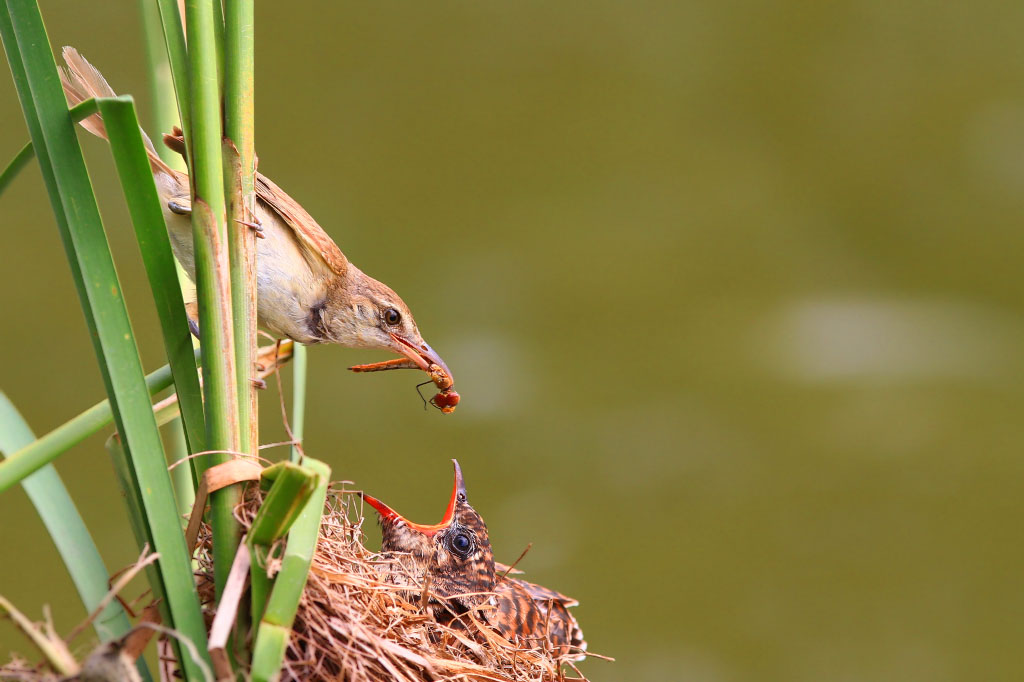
[362,460,586,659]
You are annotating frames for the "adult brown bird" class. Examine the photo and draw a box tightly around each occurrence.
[362,460,587,660]
[58,47,453,386]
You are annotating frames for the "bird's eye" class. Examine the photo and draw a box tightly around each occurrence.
[383,308,402,326]
[448,532,472,557]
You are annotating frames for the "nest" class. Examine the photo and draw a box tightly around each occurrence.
[193,483,592,682]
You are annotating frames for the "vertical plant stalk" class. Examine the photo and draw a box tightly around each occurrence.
[224,0,257,457]
[139,0,184,169]
[154,0,191,145]
[223,1,257,662]
[184,0,242,597]
[141,0,198,502]
[289,343,307,463]
[166,416,197,521]
[211,0,226,93]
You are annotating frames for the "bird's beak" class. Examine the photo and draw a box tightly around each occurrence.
[361,459,465,538]
[389,333,453,382]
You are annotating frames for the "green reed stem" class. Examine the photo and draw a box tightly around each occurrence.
[185,0,243,601]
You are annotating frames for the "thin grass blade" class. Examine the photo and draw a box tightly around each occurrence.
[0,139,32,195]
[0,595,79,676]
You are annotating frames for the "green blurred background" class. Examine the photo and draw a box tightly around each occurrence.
[2,1,1023,679]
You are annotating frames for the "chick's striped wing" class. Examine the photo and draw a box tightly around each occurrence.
[491,578,544,642]
[495,575,586,660]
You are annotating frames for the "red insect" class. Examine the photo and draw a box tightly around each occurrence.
[349,359,459,414]
[430,388,460,414]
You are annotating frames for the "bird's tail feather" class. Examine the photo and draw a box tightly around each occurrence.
[59,46,174,177]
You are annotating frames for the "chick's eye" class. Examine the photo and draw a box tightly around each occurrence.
[449,532,472,556]
[383,308,402,326]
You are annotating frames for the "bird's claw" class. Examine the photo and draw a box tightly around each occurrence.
[250,378,268,390]
[234,216,265,238]
[168,199,191,216]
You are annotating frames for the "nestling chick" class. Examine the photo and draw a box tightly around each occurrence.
[362,460,587,660]
[58,47,452,382]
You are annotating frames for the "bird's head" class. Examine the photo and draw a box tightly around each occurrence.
[361,460,495,609]
[327,266,452,379]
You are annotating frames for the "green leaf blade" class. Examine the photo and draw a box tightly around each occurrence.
[0,2,210,677]
[0,392,135,644]
[98,95,206,458]
[251,458,330,679]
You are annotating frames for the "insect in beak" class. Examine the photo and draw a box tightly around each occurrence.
[348,335,459,413]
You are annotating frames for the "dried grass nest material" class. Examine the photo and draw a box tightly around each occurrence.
[194,484,594,682]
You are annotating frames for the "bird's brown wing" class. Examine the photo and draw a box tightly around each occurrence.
[161,128,348,277]
[493,577,586,659]
[500,574,578,608]
[254,172,348,277]
[533,596,586,659]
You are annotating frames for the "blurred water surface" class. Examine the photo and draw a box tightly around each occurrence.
[2,1,1023,680]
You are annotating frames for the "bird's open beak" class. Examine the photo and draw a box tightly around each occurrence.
[361,459,465,538]
[389,334,453,381]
